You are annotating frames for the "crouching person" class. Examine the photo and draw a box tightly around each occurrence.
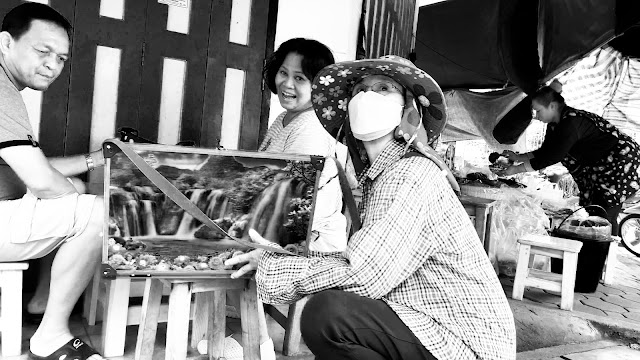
[0,3,105,359]
[226,55,516,360]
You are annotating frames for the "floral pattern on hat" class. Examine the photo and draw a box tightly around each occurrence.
[311,55,447,146]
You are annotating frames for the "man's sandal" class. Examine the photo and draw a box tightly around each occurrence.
[28,338,102,360]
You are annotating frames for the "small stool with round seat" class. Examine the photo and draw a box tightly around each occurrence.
[512,234,582,311]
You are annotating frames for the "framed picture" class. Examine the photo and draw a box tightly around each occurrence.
[102,141,323,278]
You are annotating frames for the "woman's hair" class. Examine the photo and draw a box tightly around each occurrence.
[263,38,335,94]
[2,2,72,40]
[532,80,565,107]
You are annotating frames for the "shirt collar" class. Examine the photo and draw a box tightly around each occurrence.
[360,139,405,183]
[0,55,21,91]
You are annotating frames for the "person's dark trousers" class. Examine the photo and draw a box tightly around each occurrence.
[300,290,437,360]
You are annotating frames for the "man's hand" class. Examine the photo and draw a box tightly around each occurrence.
[225,229,273,279]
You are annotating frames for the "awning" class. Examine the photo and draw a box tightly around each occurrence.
[415,0,640,143]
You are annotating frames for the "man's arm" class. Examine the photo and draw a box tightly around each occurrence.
[48,149,105,177]
[0,145,77,198]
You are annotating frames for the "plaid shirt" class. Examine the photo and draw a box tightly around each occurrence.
[257,140,516,360]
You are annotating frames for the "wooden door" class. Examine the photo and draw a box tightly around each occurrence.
[1,0,277,159]
[70,0,278,154]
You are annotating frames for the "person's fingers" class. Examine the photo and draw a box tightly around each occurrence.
[224,253,247,267]
[230,263,255,279]
[403,133,411,141]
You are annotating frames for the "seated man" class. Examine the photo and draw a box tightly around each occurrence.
[227,55,516,359]
[0,3,105,359]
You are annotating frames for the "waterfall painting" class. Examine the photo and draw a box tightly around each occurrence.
[103,144,321,274]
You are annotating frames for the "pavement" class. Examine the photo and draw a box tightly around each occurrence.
[12,243,640,360]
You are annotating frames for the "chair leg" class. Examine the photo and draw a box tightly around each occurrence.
[207,290,227,359]
[239,280,261,360]
[561,252,579,311]
[83,267,101,326]
[101,277,132,357]
[512,244,531,301]
[602,241,617,285]
[191,291,214,349]
[165,283,192,360]
[283,297,309,356]
[1,270,24,357]
[135,279,164,360]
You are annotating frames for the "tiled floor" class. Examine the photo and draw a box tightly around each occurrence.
[10,244,640,359]
[15,304,313,360]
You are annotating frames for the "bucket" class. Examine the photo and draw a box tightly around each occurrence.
[549,232,612,293]
[550,205,612,293]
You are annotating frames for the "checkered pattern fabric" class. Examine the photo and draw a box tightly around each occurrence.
[256,140,516,360]
[557,46,640,140]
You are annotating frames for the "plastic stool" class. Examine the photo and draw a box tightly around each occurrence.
[512,234,582,311]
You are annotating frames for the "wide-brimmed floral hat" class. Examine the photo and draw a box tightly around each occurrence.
[311,55,447,145]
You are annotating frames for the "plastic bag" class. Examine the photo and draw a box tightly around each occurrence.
[553,206,612,241]
[491,193,550,276]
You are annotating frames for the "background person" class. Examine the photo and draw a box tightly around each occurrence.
[228,55,516,360]
[219,37,350,360]
[496,80,640,235]
[0,3,105,359]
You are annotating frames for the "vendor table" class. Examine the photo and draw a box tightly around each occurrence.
[458,195,497,257]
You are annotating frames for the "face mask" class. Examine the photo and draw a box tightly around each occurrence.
[348,91,403,141]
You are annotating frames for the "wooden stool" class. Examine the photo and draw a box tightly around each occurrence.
[0,262,29,357]
[512,234,583,311]
[133,276,260,360]
[601,236,620,285]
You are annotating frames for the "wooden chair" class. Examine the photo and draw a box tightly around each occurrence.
[512,234,583,311]
[0,262,29,357]
[134,276,261,360]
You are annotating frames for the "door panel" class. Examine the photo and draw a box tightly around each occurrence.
[201,0,278,150]
[69,0,147,155]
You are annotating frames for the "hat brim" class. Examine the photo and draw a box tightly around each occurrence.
[311,57,447,145]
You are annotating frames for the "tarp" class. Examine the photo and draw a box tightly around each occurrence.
[415,0,640,144]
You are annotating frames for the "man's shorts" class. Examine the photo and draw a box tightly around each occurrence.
[0,191,98,261]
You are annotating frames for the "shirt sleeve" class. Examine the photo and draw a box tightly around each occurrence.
[256,159,443,304]
[530,120,581,170]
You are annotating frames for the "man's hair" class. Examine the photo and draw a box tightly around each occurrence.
[263,38,335,94]
[2,2,72,41]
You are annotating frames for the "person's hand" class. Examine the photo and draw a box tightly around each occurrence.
[500,150,520,162]
[494,163,521,177]
[224,229,273,279]
[395,92,431,152]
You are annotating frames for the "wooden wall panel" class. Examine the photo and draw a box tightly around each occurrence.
[201,0,278,150]
[139,0,211,144]
[67,0,147,155]
[363,0,416,59]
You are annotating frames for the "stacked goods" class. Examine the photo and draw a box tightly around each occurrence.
[107,236,246,271]
[554,216,612,241]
